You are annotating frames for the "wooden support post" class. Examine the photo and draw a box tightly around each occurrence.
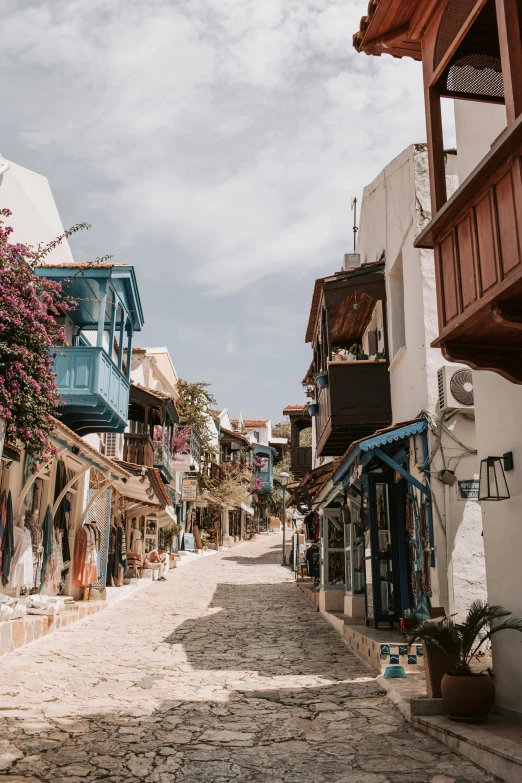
[423,85,447,213]
[107,289,116,361]
[125,321,133,380]
[96,281,108,348]
[496,0,522,124]
[118,308,125,371]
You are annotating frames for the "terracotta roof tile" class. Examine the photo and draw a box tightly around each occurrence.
[243,419,268,428]
[51,419,132,478]
[283,404,308,415]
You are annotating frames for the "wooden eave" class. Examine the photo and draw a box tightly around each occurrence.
[353,0,441,60]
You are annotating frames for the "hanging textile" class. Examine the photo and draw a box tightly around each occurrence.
[53,462,72,576]
[420,502,429,548]
[73,524,98,587]
[405,497,415,538]
[422,550,433,597]
[40,506,53,590]
[0,491,7,572]
[1,492,14,586]
[11,523,34,590]
[119,519,127,575]
[26,516,44,589]
[106,525,117,586]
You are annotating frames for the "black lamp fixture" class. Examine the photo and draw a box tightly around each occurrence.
[478,452,514,501]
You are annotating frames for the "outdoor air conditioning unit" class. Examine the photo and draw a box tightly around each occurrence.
[437,366,474,410]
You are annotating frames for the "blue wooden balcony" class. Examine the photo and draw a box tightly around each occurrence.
[54,346,130,434]
[36,263,144,436]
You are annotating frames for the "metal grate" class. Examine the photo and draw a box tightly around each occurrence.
[434,0,477,70]
[86,488,112,588]
[447,54,504,99]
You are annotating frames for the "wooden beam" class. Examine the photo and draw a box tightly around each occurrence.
[496,0,522,124]
[492,302,522,330]
[423,84,447,212]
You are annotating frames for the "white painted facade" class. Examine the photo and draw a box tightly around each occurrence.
[453,100,522,719]
[356,144,486,620]
[0,155,74,266]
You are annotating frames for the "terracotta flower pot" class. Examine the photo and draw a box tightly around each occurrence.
[441,673,495,722]
[423,644,455,698]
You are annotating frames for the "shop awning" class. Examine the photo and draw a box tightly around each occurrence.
[332,419,429,493]
[240,503,254,515]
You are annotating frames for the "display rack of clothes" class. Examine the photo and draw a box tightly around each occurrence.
[305,543,320,579]
[106,517,128,587]
[0,490,14,586]
[304,511,320,542]
[73,521,99,599]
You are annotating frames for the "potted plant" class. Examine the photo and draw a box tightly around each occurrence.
[332,345,343,362]
[406,601,522,722]
[315,370,328,389]
[308,402,319,416]
[349,343,368,361]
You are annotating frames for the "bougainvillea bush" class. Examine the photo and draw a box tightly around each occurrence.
[0,208,85,462]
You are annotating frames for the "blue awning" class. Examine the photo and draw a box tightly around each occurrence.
[332,419,428,487]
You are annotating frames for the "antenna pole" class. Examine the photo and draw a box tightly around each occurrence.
[352,197,358,252]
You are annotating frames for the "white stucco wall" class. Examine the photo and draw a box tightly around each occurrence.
[357,144,486,620]
[0,156,74,265]
[454,100,522,717]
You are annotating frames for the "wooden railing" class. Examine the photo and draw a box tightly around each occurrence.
[316,361,392,457]
[123,432,154,467]
[416,116,522,383]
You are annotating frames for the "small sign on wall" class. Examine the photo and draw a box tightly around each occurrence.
[458,479,480,500]
[182,478,198,501]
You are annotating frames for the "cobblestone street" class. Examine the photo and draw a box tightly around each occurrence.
[0,535,496,783]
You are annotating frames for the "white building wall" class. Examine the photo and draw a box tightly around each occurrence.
[453,100,522,717]
[0,157,75,266]
[357,144,486,619]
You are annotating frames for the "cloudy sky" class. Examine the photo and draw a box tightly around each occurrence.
[0,0,454,422]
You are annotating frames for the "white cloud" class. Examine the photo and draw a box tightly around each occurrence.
[0,0,436,297]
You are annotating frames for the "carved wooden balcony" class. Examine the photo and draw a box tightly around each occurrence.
[416,116,522,383]
[290,446,312,477]
[316,361,392,457]
[123,432,154,467]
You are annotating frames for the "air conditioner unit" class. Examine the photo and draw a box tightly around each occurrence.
[437,366,474,410]
[104,432,122,458]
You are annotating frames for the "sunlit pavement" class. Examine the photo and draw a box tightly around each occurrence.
[0,535,496,782]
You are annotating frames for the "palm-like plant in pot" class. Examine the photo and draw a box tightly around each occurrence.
[406,601,522,722]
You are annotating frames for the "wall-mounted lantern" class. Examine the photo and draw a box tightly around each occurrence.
[478,452,514,501]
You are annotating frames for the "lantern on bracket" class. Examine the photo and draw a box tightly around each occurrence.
[478,452,514,501]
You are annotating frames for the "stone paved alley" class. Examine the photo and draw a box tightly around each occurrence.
[0,536,497,783]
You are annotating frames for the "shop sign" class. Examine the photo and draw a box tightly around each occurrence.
[182,478,198,501]
[458,479,480,500]
[184,532,195,550]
